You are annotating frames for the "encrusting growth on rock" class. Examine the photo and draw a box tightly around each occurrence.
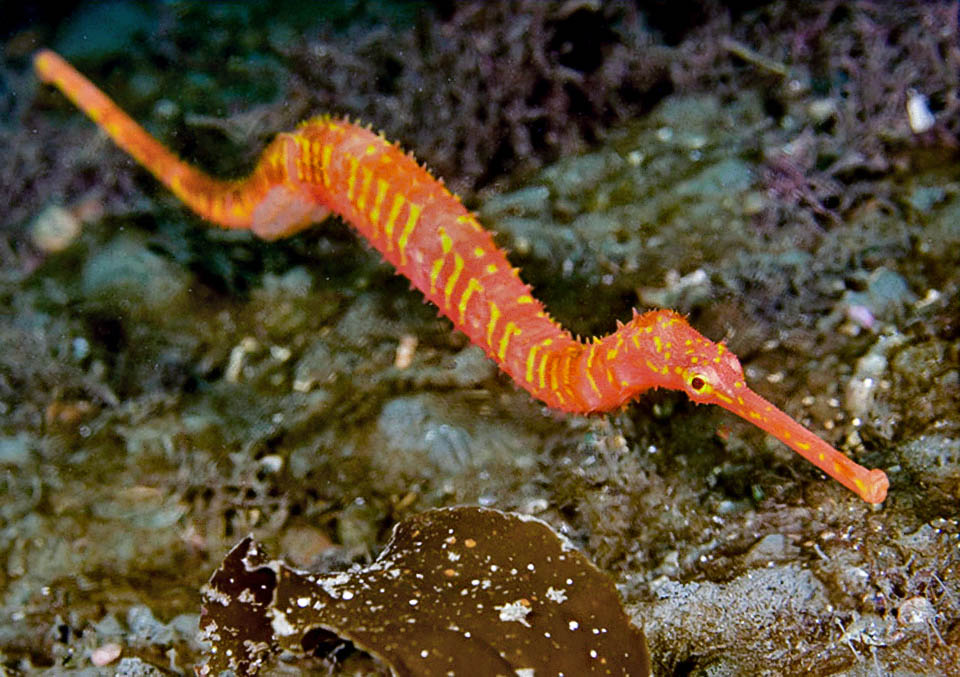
[34,49,889,503]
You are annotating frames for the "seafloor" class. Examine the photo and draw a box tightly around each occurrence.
[1,1,959,675]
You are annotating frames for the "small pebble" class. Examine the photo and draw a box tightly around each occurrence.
[30,205,81,253]
[906,90,935,134]
[91,642,122,666]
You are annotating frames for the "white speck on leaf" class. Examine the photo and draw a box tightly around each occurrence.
[546,586,567,603]
[496,600,532,627]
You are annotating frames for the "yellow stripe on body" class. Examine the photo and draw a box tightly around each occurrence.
[297,138,311,183]
[292,138,305,182]
[396,202,423,265]
[320,145,332,187]
[383,193,406,250]
[560,350,577,402]
[584,369,602,398]
[457,278,483,324]
[497,322,520,361]
[310,140,321,184]
[430,258,444,294]
[587,343,598,368]
[429,227,454,294]
[486,303,501,347]
[525,344,541,384]
[549,351,559,392]
[443,254,464,307]
[346,154,359,202]
[357,167,373,211]
[537,349,551,390]
[369,178,389,236]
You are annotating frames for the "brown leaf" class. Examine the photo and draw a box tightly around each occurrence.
[197,506,649,676]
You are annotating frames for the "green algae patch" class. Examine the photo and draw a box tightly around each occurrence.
[198,506,649,676]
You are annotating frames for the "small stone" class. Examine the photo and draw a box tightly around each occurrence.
[91,642,122,666]
[30,205,81,253]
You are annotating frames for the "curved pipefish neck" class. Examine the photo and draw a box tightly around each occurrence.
[33,49,889,504]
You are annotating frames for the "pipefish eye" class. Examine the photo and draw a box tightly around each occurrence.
[689,374,707,392]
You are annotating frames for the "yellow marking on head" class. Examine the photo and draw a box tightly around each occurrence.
[549,353,559,392]
[516,295,534,305]
[818,452,825,461]
[346,154,359,201]
[653,336,663,353]
[369,178,389,235]
[525,344,541,383]
[357,167,373,211]
[457,278,483,324]
[644,326,653,333]
[797,441,811,450]
[443,254,464,306]
[397,202,422,266]
[486,263,498,274]
[749,411,762,420]
[691,356,699,364]
[365,144,377,155]
[486,303,501,347]
[320,145,333,187]
[606,347,618,360]
[646,360,660,373]
[474,247,485,258]
[734,381,744,388]
[587,343,598,368]
[631,334,642,350]
[606,367,616,385]
[713,392,733,405]
[383,193,406,250]
[497,322,520,360]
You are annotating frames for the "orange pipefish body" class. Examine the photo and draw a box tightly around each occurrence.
[33,49,889,504]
